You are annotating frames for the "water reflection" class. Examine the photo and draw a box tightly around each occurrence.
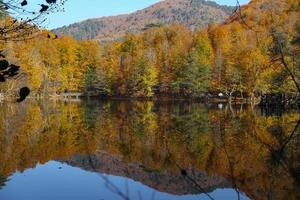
[0,100,299,200]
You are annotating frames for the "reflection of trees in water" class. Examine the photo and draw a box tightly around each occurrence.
[0,100,299,199]
[0,175,9,190]
[81,100,103,129]
[216,114,241,200]
[209,107,300,200]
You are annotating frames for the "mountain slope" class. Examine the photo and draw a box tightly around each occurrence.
[53,0,234,42]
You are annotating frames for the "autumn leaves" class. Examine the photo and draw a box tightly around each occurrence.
[0,0,299,102]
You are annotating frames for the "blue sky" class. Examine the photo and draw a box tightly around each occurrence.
[40,0,250,29]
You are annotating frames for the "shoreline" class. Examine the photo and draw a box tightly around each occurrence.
[1,92,299,109]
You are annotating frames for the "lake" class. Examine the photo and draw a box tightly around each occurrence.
[0,100,299,200]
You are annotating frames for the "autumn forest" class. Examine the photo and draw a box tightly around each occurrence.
[0,0,299,104]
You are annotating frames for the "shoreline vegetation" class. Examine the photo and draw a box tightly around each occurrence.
[0,0,299,108]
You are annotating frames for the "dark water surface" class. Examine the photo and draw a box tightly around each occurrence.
[0,100,299,200]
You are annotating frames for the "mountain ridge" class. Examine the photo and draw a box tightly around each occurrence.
[63,151,231,195]
[53,0,235,42]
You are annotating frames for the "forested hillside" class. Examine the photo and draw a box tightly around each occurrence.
[0,0,299,102]
[53,0,234,41]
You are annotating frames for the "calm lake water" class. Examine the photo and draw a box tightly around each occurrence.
[0,100,299,200]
